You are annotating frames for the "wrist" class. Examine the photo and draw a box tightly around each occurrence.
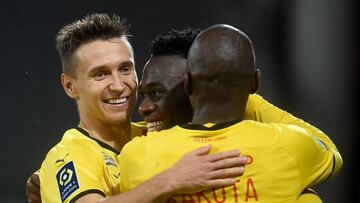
[151,169,178,199]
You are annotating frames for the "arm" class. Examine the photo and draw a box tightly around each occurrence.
[73,145,246,203]
[34,145,247,203]
[246,94,342,177]
[246,94,337,149]
[281,125,340,188]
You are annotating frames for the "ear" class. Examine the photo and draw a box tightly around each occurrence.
[250,69,261,94]
[61,73,78,99]
[184,72,193,96]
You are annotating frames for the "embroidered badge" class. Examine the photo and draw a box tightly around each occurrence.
[56,161,79,202]
[102,152,117,167]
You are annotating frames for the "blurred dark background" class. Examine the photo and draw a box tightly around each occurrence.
[0,0,358,202]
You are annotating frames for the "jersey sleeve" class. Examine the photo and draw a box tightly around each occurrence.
[245,94,342,178]
[40,144,106,203]
[279,125,340,188]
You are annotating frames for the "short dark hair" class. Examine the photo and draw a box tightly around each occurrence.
[149,28,201,58]
[56,13,129,76]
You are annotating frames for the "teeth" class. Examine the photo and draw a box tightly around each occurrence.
[146,121,163,132]
[107,97,127,104]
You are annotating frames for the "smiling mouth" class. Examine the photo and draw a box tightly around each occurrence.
[104,97,128,105]
[146,121,163,132]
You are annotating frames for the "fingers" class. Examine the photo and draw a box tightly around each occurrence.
[188,145,212,156]
[202,178,237,189]
[26,191,42,203]
[206,149,241,162]
[26,171,41,203]
[198,167,244,191]
[31,171,41,187]
[26,176,40,195]
[208,166,245,179]
[212,156,248,170]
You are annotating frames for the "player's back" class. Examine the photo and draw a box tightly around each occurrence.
[119,120,335,203]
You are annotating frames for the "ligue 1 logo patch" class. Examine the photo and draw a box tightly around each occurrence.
[56,161,79,202]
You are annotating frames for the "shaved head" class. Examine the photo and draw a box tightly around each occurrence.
[188,24,256,88]
[186,24,259,124]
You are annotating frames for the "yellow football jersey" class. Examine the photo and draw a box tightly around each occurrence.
[119,120,340,203]
[246,94,342,177]
[39,124,144,203]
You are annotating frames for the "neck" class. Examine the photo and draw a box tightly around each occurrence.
[78,118,132,152]
[192,104,245,125]
[191,93,248,125]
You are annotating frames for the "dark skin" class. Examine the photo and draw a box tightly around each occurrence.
[186,25,259,124]
[185,25,326,202]
[26,171,40,203]
[139,53,259,128]
[139,55,192,132]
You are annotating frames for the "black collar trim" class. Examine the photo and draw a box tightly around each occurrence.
[180,119,242,131]
[75,127,120,155]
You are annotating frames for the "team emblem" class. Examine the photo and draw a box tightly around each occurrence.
[102,152,117,167]
[56,161,79,202]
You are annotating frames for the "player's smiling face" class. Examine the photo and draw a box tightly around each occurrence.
[68,37,138,126]
[139,55,192,132]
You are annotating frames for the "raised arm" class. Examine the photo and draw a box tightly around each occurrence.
[246,94,342,203]
[246,94,339,150]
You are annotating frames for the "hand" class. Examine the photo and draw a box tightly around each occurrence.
[159,145,247,194]
[26,170,41,203]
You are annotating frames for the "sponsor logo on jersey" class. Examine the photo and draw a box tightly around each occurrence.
[113,173,120,179]
[55,153,69,164]
[56,161,79,202]
[102,152,117,167]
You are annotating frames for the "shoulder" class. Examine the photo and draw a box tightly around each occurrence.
[245,94,275,120]
[41,128,104,170]
[271,124,330,161]
[247,93,267,108]
[121,128,174,156]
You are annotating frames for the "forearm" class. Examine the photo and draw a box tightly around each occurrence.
[101,172,173,203]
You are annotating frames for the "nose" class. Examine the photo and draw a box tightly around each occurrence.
[109,74,125,93]
[138,97,156,117]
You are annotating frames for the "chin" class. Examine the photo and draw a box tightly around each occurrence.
[107,114,131,125]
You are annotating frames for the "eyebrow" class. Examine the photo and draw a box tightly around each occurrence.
[87,60,135,76]
[139,82,166,91]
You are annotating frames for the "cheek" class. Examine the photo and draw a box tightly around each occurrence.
[131,78,138,91]
[128,73,139,92]
[126,77,138,106]
[77,82,98,99]
[159,98,174,118]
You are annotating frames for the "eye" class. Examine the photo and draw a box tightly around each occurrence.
[149,90,163,100]
[120,66,133,75]
[93,71,108,80]
[140,86,166,102]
